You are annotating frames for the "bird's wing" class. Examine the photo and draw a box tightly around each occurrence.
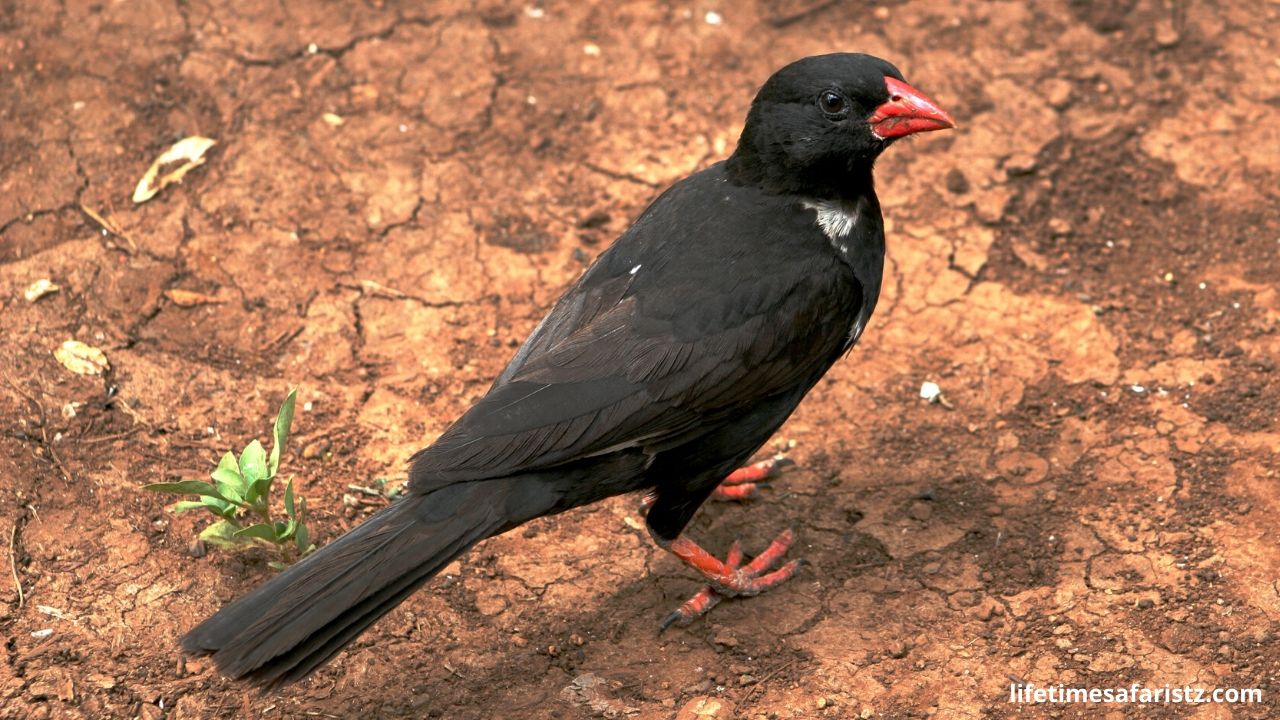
[409,217,859,490]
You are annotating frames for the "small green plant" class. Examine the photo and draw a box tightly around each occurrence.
[146,389,315,568]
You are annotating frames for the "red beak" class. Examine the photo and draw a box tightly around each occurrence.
[868,77,955,139]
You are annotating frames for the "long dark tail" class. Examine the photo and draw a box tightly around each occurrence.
[182,477,557,687]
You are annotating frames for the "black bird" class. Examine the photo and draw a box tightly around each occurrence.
[182,52,954,687]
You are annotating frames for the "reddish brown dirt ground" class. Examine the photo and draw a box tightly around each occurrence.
[3,1,1279,718]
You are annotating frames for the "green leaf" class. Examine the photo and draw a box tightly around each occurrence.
[284,478,297,519]
[269,389,297,478]
[211,452,244,502]
[210,452,241,486]
[267,560,288,571]
[295,517,310,554]
[198,520,243,549]
[200,495,238,518]
[239,439,268,486]
[248,474,273,508]
[170,500,207,513]
[144,480,224,499]
[233,523,279,543]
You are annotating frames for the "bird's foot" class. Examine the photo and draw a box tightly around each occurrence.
[659,528,802,632]
[711,455,794,501]
[641,455,794,511]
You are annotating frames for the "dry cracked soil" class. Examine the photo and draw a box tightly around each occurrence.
[2,0,1279,718]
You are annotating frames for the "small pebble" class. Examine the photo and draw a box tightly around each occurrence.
[1041,78,1073,109]
[1154,19,1180,47]
[712,628,739,647]
[301,439,331,459]
[676,696,734,720]
[1005,153,1038,176]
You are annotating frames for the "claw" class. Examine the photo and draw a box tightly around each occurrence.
[660,529,801,630]
[721,455,794,486]
[711,455,794,502]
[643,455,795,511]
[711,481,766,501]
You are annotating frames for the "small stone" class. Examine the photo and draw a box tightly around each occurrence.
[24,278,60,302]
[570,633,585,646]
[301,438,331,459]
[1005,153,1038,176]
[577,209,611,229]
[188,538,207,558]
[887,639,909,658]
[1154,19,1180,47]
[908,500,932,522]
[475,592,507,616]
[712,627,739,647]
[1048,218,1072,236]
[676,696,735,720]
[1041,78,1073,109]
[816,696,829,708]
[944,168,969,194]
[87,673,116,690]
[511,634,528,648]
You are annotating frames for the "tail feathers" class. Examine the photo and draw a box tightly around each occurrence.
[183,478,550,687]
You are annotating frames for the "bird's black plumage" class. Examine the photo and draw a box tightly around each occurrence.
[182,52,953,687]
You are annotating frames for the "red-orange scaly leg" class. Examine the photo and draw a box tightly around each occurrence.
[642,456,795,511]
[711,455,794,501]
[659,528,803,632]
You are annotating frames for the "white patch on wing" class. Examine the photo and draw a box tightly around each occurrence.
[629,264,642,275]
[846,316,867,350]
[802,199,860,249]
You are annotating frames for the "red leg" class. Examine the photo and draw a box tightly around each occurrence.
[659,541,742,632]
[639,455,793,512]
[710,455,794,502]
[659,529,803,631]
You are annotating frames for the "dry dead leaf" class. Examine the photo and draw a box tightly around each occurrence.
[132,136,218,203]
[80,204,137,252]
[24,279,60,302]
[165,289,224,307]
[341,279,408,299]
[54,340,110,376]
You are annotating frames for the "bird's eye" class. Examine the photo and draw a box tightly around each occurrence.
[818,91,848,117]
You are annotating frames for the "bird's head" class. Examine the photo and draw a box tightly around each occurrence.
[728,53,955,197]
